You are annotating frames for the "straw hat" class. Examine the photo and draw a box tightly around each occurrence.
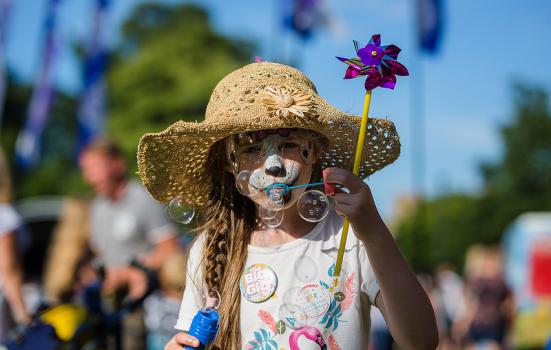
[137,62,400,207]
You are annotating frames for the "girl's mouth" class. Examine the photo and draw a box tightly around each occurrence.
[261,178,297,207]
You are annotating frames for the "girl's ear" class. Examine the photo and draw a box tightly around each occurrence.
[223,137,238,174]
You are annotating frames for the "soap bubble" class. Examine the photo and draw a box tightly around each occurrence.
[167,196,195,224]
[265,183,288,201]
[278,303,309,330]
[236,170,260,197]
[282,287,301,305]
[297,190,330,222]
[294,256,318,282]
[258,206,277,220]
[261,210,284,228]
[259,196,284,211]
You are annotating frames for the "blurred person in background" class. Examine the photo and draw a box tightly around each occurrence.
[417,273,450,350]
[0,148,31,342]
[456,246,513,350]
[43,198,91,304]
[434,263,466,349]
[369,304,393,350]
[78,138,179,350]
[143,251,188,350]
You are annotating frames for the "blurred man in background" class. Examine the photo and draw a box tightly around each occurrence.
[79,138,179,350]
[0,148,30,342]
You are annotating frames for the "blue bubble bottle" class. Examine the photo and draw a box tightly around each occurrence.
[185,288,221,350]
[184,308,220,349]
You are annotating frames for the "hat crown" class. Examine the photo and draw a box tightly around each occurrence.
[205,62,317,122]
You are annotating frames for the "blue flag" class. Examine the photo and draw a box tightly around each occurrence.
[0,0,13,135]
[417,0,443,54]
[282,0,326,41]
[15,0,62,168]
[77,0,109,153]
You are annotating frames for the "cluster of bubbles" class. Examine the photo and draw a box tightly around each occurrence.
[277,258,349,330]
[167,170,332,227]
[235,169,331,227]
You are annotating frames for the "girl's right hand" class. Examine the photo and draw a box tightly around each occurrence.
[165,333,200,349]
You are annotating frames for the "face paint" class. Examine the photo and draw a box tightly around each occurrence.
[228,129,329,224]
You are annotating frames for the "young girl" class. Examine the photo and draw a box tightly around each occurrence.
[137,62,438,349]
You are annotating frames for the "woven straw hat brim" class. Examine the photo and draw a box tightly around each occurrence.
[137,62,400,207]
[137,106,399,207]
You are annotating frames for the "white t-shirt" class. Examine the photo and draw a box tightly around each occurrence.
[176,211,380,349]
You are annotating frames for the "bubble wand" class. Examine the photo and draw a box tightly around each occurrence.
[333,34,409,277]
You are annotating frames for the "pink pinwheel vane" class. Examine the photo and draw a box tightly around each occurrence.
[337,34,409,91]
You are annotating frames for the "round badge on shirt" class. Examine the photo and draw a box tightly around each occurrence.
[240,264,278,303]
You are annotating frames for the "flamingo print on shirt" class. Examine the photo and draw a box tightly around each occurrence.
[289,326,327,350]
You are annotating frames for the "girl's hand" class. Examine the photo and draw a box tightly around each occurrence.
[325,167,384,242]
[165,332,200,349]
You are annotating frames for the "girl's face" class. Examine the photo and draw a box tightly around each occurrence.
[228,129,320,210]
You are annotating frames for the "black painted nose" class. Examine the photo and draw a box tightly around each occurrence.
[265,165,284,176]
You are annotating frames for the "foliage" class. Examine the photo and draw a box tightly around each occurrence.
[396,84,551,272]
[106,3,254,173]
[1,73,88,198]
[247,328,278,350]
[1,2,254,198]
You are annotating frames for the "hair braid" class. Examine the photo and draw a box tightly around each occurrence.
[198,141,255,350]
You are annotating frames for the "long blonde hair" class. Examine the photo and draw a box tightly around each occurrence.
[198,141,256,349]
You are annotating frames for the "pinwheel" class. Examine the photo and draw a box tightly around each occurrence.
[336,34,409,91]
[333,35,408,278]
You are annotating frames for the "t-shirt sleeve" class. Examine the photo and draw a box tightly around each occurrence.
[0,204,22,237]
[358,241,380,305]
[175,236,204,331]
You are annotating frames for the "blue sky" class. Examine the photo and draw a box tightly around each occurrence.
[4,0,551,219]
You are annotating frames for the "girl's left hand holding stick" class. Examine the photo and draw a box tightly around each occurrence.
[325,167,384,242]
[327,166,439,349]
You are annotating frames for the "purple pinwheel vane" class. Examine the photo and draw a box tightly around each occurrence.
[337,34,409,91]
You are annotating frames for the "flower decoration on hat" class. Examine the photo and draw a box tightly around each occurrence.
[261,86,311,118]
[336,34,409,91]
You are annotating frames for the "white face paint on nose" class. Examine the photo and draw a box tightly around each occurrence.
[264,153,284,176]
[260,136,284,177]
[247,134,301,192]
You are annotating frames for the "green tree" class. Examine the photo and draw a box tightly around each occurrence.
[1,73,85,199]
[2,2,255,198]
[476,85,551,240]
[106,3,255,170]
[396,84,551,272]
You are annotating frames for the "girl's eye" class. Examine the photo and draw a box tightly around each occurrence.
[281,142,299,149]
[245,145,262,154]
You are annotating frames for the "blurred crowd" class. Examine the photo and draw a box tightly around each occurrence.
[370,246,515,350]
[0,140,189,350]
